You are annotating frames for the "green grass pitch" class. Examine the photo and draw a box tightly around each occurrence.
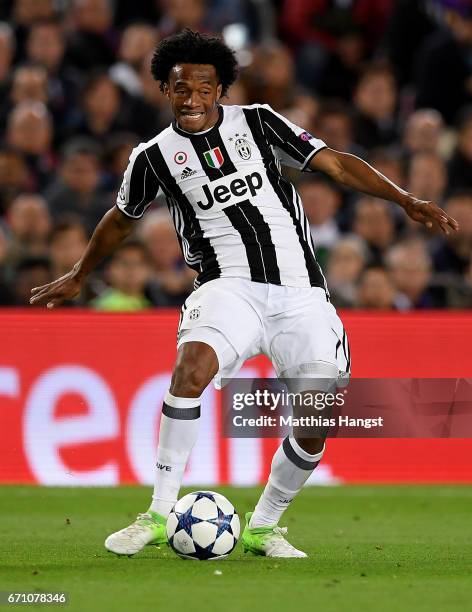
[1,485,471,612]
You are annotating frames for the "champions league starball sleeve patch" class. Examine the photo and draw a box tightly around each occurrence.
[299,131,314,141]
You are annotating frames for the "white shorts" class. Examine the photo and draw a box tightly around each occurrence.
[177,278,350,389]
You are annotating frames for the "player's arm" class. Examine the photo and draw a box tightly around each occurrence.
[310,148,459,234]
[30,207,136,308]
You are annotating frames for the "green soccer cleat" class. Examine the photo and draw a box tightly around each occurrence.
[104,510,167,556]
[242,512,308,558]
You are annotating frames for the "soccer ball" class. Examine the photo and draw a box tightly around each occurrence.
[166,491,240,560]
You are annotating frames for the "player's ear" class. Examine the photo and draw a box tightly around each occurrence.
[163,82,170,99]
[216,83,223,100]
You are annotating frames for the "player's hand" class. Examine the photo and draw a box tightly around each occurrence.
[404,196,459,235]
[29,267,83,309]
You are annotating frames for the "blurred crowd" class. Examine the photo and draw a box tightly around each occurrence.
[0,0,471,310]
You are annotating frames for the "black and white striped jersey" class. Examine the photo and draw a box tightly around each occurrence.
[116,103,328,290]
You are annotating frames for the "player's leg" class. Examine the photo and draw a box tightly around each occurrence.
[105,278,263,556]
[148,340,219,518]
[104,340,219,556]
[242,383,332,559]
[243,288,349,557]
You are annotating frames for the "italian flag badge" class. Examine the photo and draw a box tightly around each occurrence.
[203,146,224,169]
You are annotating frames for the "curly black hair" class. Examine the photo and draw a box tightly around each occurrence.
[151,29,238,96]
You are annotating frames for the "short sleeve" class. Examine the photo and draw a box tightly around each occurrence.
[258,104,327,171]
[116,145,161,219]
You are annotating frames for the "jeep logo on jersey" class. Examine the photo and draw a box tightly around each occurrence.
[235,138,251,160]
[203,146,224,169]
[196,172,263,210]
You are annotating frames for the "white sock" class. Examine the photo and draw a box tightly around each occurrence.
[249,436,324,528]
[149,391,200,518]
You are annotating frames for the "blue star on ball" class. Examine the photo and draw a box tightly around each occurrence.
[176,506,203,537]
[208,506,234,538]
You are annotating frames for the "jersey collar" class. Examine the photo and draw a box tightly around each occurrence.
[172,105,224,138]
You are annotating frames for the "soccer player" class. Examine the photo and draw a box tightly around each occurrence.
[30,30,458,558]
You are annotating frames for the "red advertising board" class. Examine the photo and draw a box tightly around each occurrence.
[0,310,471,485]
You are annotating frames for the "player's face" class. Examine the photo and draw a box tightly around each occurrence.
[165,64,222,133]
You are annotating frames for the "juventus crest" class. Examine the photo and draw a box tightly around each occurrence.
[235,138,252,160]
[229,133,252,160]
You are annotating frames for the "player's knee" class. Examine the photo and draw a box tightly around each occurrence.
[281,360,339,393]
[170,362,209,396]
[170,342,218,397]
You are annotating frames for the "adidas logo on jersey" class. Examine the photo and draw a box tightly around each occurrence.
[180,166,197,180]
